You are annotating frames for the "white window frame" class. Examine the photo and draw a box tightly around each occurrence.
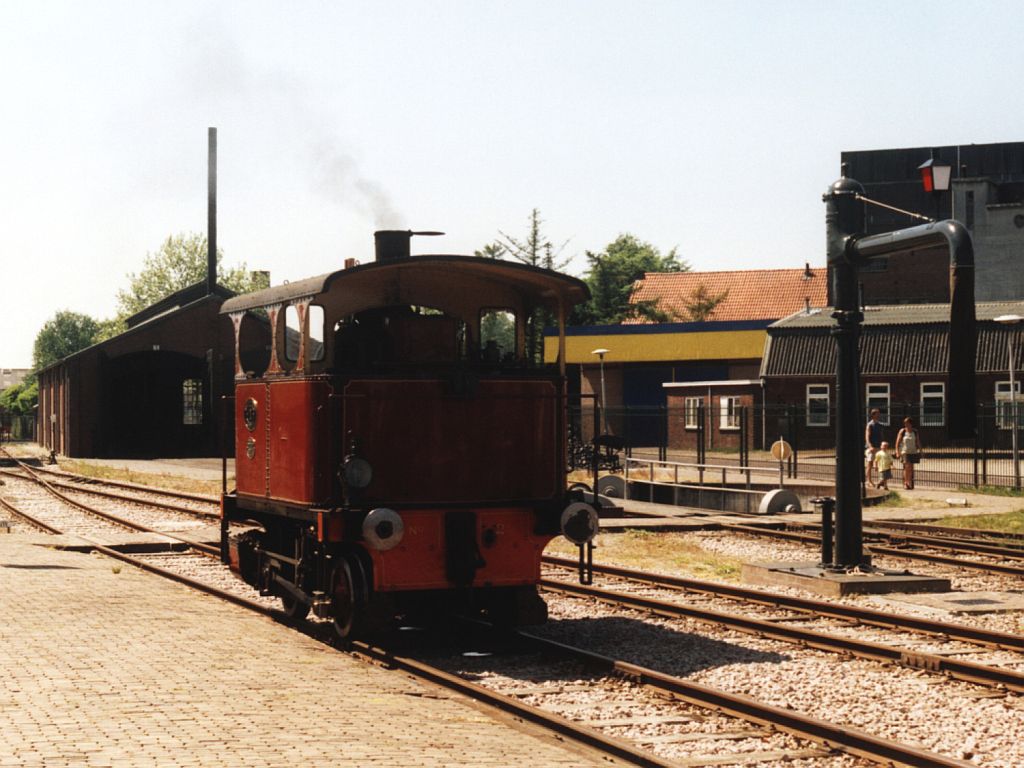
[995,381,1022,429]
[720,396,740,431]
[684,396,703,429]
[806,384,830,427]
[866,383,890,426]
[182,379,203,426]
[919,382,945,427]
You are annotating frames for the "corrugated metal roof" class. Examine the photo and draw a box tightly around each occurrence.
[764,326,1024,377]
[772,300,1024,329]
[628,267,827,323]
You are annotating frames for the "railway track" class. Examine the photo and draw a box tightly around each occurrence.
[0,450,977,767]
[722,522,1024,577]
[541,556,1024,693]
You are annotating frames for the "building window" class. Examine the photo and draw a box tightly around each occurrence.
[684,397,703,429]
[920,383,945,427]
[806,384,830,426]
[995,381,1022,429]
[183,379,203,425]
[866,383,890,425]
[720,396,740,430]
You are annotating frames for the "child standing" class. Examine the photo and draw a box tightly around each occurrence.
[873,441,894,490]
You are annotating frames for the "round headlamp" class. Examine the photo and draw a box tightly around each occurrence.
[560,502,599,545]
[343,457,373,489]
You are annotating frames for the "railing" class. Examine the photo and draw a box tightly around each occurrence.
[570,402,1024,491]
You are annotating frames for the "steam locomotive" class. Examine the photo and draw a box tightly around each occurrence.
[219,231,598,639]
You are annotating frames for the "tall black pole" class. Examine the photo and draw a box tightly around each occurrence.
[824,176,867,567]
[207,127,217,295]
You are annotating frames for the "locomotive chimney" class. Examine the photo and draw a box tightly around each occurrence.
[374,230,445,262]
[374,230,412,262]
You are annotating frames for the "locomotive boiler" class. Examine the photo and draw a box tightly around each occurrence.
[219,230,598,639]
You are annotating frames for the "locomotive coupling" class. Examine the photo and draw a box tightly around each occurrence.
[560,502,599,545]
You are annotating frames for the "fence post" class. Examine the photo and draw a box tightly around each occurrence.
[660,404,668,462]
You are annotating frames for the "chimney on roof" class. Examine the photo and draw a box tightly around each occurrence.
[207,127,217,295]
[805,296,811,314]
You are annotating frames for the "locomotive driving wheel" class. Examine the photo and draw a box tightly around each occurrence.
[331,552,393,641]
[280,591,310,621]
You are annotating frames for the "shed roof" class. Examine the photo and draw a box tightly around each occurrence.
[771,300,1024,329]
[628,267,827,323]
[762,300,1024,378]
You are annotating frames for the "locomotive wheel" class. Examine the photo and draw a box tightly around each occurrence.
[332,553,393,641]
[280,591,310,621]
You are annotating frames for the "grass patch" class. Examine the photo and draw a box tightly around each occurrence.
[935,508,1024,535]
[874,491,905,507]
[546,530,742,581]
[58,460,223,497]
[957,485,1024,498]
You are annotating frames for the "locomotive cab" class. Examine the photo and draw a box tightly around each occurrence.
[220,231,596,639]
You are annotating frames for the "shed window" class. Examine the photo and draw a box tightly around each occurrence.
[920,383,945,427]
[183,379,203,425]
[684,396,703,429]
[806,384,829,426]
[995,381,1022,429]
[720,396,740,430]
[866,383,890,425]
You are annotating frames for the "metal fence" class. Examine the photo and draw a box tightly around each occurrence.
[570,402,1024,491]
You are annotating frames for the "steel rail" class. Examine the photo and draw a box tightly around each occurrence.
[349,643,680,768]
[723,523,1024,577]
[0,467,974,768]
[540,578,1024,693]
[863,519,1024,544]
[0,484,676,768]
[0,494,63,534]
[542,555,1024,651]
[1,460,219,557]
[29,464,220,505]
[514,630,974,768]
[785,519,1024,561]
[0,468,219,520]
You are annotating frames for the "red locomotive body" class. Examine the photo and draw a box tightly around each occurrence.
[220,231,597,638]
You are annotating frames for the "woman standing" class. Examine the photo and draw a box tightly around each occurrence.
[895,417,922,490]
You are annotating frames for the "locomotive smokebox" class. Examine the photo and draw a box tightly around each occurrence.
[374,230,412,262]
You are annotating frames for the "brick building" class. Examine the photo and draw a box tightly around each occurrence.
[37,283,269,458]
[761,301,1024,449]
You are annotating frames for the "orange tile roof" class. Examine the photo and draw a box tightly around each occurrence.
[628,267,828,323]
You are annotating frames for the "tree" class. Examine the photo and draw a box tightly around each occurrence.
[574,234,689,325]
[114,232,270,320]
[497,209,569,271]
[32,310,101,371]
[684,283,729,322]
[495,210,570,361]
[473,242,506,260]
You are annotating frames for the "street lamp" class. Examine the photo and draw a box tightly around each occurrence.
[917,158,952,193]
[918,158,953,220]
[995,315,1023,490]
[591,348,609,434]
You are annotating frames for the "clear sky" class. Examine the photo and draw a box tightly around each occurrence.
[2,1,1021,368]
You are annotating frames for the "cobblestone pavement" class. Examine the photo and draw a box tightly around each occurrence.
[0,535,605,767]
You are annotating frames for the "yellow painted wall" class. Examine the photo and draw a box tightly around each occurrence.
[544,330,767,364]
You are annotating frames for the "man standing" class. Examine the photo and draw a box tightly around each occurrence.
[864,408,884,487]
